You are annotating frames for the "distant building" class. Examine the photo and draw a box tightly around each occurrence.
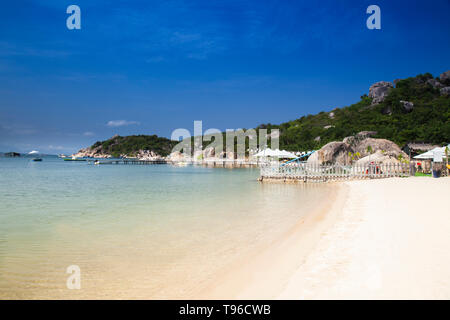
[402,142,440,158]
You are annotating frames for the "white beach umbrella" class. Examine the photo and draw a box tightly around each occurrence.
[254,148,276,157]
[278,150,298,158]
[255,148,299,158]
[414,146,447,159]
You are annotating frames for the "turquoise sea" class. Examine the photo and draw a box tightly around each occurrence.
[0,157,331,299]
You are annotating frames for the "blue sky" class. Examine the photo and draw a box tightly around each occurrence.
[0,0,449,153]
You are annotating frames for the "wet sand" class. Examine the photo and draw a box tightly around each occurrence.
[198,182,348,299]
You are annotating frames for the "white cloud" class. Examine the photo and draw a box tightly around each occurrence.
[83,131,94,136]
[106,120,140,127]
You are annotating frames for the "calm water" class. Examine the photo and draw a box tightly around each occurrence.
[0,157,331,299]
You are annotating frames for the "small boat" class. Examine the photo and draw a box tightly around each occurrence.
[32,158,42,162]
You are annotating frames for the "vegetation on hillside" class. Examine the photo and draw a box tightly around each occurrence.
[90,135,178,157]
[262,73,449,151]
[86,73,449,156]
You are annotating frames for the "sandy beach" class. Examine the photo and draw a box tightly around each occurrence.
[277,177,450,299]
[204,177,450,300]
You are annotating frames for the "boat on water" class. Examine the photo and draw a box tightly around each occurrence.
[32,158,42,162]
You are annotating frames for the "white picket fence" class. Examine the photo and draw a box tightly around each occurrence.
[260,162,413,182]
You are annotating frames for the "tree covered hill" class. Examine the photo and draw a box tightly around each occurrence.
[85,134,178,158]
[263,72,449,151]
[81,72,449,157]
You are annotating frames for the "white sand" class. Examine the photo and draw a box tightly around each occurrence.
[199,183,347,299]
[278,177,450,299]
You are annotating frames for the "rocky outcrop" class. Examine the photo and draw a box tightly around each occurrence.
[352,137,407,159]
[343,131,377,146]
[307,141,353,165]
[168,151,187,161]
[72,147,166,160]
[440,70,450,86]
[427,78,444,89]
[310,132,407,165]
[72,147,112,158]
[369,81,393,104]
[355,150,401,165]
[135,150,163,161]
[203,147,215,158]
[400,100,414,112]
[440,87,450,96]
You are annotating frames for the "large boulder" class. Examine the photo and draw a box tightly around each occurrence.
[427,78,444,89]
[310,134,408,165]
[400,100,414,112]
[343,131,377,146]
[369,81,393,104]
[353,137,407,158]
[203,147,215,158]
[136,149,163,160]
[168,151,187,161]
[307,141,353,165]
[439,71,450,86]
[72,146,111,158]
[440,87,450,96]
[355,150,401,165]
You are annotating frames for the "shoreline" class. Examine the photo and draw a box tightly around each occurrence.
[196,182,349,299]
[278,177,450,299]
[199,177,450,299]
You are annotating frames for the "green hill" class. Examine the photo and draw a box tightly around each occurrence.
[83,72,449,156]
[87,135,178,158]
[264,72,449,151]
